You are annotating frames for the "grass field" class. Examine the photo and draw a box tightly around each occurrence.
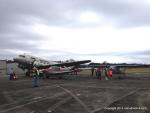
[126,67,150,73]
[79,67,150,75]
[79,69,91,75]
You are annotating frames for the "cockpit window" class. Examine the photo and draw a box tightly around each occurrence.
[31,57,36,60]
[19,55,25,58]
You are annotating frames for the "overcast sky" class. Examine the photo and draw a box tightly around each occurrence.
[1,0,150,63]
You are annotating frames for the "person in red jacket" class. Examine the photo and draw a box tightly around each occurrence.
[108,68,113,78]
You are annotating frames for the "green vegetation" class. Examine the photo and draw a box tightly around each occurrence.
[79,68,150,75]
[125,67,150,74]
[78,69,91,76]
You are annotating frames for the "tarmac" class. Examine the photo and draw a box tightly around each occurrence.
[0,74,150,113]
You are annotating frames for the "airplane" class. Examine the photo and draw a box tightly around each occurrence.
[13,54,91,79]
[89,62,150,74]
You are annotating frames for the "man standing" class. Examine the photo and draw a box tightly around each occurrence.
[108,68,113,79]
[97,68,102,80]
[91,67,94,77]
[32,67,39,87]
[104,67,109,80]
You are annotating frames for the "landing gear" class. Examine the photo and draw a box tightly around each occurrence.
[25,70,31,77]
[58,76,62,79]
[46,75,49,79]
[25,71,29,77]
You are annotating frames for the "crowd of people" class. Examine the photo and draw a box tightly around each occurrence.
[91,67,113,80]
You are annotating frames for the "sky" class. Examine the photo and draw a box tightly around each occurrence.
[0,0,150,63]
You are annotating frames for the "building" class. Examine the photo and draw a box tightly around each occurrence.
[0,60,24,77]
[0,60,7,77]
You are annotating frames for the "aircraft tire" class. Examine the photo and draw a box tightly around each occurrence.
[25,71,30,77]
[46,75,49,79]
[58,76,62,79]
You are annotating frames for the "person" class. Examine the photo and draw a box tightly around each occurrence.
[108,68,113,79]
[104,67,109,80]
[74,68,78,75]
[95,68,98,78]
[97,68,102,80]
[91,67,94,77]
[32,67,39,87]
[9,68,15,80]
[12,72,17,80]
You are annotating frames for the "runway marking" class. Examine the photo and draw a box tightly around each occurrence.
[2,91,14,103]
[61,84,135,90]
[3,84,59,93]
[47,96,72,112]
[0,92,67,113]
[31,97,42,100]
[10,79,31,83]
[0,83,74,108]
[92,88,141,113]
[57,85,93,113]
[0,84,69,109]
[0,94,34,108]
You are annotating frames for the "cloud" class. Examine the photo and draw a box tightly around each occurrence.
[1,0,150,28]
[0,0,150,63]
[1,0,150,29]
[78,49,150,64]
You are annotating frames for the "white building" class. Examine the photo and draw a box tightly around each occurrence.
[0,60,25,77]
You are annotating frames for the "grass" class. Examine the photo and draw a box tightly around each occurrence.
[79,68,150,75]
[78,69,92,76]
[126,67,150,73]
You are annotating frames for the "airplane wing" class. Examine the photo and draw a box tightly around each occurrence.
[37,60,91,69]
[89,63,150,74]
[89,63,150,68]
[89,63,108,68]
[111,64,150,68]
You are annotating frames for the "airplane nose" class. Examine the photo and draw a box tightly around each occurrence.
[14,58,27,63]
[13,58,20,62]
[14,58,33,65]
